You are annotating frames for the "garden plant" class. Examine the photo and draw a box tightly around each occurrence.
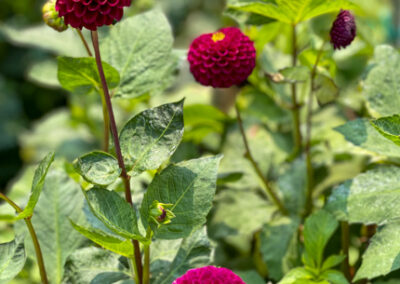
[0,0,400,283]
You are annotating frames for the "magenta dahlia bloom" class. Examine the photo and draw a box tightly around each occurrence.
[173,266,246,284]
[330,10,356,50]
[55,0,132,31]
[188,27,256,88]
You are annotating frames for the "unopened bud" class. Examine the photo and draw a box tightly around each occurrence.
[149,201,175,226]
[330,10,356,50]
[42,0,68,32]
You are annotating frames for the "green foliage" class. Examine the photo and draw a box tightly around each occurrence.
[227,0,358,24]
[17,152,54,219]
[73,151,121,186]
[371,115,400,146]
[0,237,26,284]
[327,166,400,225]
[120,100,184,176]
[57,57,120,95]
[314,74,339,106]
[101,9,177,98]
[141,156,222,239]
[84,187,144,241]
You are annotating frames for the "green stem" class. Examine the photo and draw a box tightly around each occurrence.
[341,222,351,281]
[143,228,152,284]
[76,29,93,57]
[0,193,49,284]
[234,103,288,215]
[91,30,143,284]
[304,42,326,217]
[290,24,302,156]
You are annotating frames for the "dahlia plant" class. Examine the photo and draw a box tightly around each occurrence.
[1,0,399,284]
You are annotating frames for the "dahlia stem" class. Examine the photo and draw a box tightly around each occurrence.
[76,29,93,57]
[0,193,49,284]
[341,222,351,281]
[304,42,326,217]
[234,103,288,215]
[143,228,152,284]
[91,30,143,284]
[290,24,302,157]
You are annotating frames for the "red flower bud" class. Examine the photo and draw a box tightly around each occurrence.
[188,27,256,88]
[330,10,356,50]
[55,0,132,31]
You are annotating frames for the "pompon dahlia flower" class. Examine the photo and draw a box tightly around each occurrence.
[55,0,132,31]
[330,10,356,50]
[173,266,246,284]
[188,27,256,88]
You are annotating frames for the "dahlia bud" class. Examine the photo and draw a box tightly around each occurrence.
[330,10,356,50]
[188,27,256,88]
[55,0,132,31]
[149,201,175,226]
[42,0,68,32]
[173,266,246,284]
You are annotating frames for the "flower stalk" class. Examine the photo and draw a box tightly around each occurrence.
[91,30,143,283]
[0,192,49,284]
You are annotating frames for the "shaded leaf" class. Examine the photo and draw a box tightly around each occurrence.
[0,237,26,284]
[120,100,184,176]
[321,255,346,271]
[314,74,339,105]
[73,151,121,186]
[141,156,222,239]
[371,115,400,146]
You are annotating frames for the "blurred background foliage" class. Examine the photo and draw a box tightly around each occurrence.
[0,0,400,282]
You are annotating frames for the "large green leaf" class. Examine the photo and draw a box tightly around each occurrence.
[120,100,184,176]
[141,156,222,239]
[101,9,176,98]
[326,166,400,225]
[57,57,120,95]
[84,187,144,241]
[227,0,358,24]
[17,152,54,219]
[0,237,26,284]
[303,210,338,269]
[354,222,400,281]
[371,115,400,146]
[260,217,300,280]
[335,118,400,157]
[364,45,400,117]
[63,247,130,284]
[153,227,213,284]
[73,151,121,186]
[22,169,86,284]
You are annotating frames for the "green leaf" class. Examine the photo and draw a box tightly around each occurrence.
[84,187,144,241]
[321,255,346,271]
[141,155,222,239]
[217,172,244,185]
[73,151,121,186]
[320,270,349,284]
[120,100,184,176]
[19,169,86,284]
[227,0,358,24]
[364,45,400,117]
[70,221,134,258]
[326,166,400,225]
[27,59,60,88]
[276,66,310,83]
[335,118,400,157]
[371,115,400,146]
[101,9,176,98]
[260,217,300,280]
[17,152,54,219]
[0,237,26,284]
[153,227,213,284]
[57,57,120,95]
[63,247,130,284]
[354,222,400,281]
[303,210,338,268]
[314,74,339,106]
[279,267,316,284]
[235,271,265,284]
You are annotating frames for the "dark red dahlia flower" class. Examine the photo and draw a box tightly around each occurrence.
[330,10,356,50]
[55,0,132,31]
[173,266,245,284]
[188,27,256,88]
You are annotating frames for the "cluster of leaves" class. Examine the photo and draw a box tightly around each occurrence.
[0,0,400,284]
